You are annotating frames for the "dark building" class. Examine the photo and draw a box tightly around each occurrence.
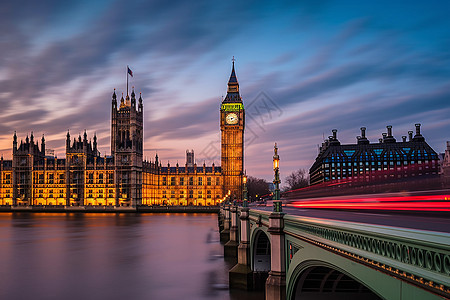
[309,124,440,186]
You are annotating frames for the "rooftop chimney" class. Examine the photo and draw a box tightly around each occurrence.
[384,125,396,143]
[402,136,407,142]
[413,123,425,142]
[358,127,369,144]
[330,129,340,145]
[387,125,392,137]
[408,131,413,141]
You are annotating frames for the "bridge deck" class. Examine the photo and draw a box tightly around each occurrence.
[253,206,450,233]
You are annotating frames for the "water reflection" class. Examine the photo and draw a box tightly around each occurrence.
[0,213,263,300]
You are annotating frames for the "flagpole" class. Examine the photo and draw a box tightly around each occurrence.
[127,65,129,96]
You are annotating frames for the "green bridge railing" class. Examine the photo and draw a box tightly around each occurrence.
[247,208,450,298]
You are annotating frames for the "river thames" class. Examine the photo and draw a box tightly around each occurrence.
[0,213,263,300]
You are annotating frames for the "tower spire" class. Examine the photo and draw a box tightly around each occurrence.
[226,57,239,94]
[224,57,241,101]
[229,57,238,85]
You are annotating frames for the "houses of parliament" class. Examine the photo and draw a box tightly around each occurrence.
[0,62,245,207]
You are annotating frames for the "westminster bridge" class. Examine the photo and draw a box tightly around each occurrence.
[218,200,450,300]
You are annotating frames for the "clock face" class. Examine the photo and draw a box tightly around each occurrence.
[226,113,238,125]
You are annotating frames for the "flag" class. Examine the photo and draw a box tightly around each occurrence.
[128,67,133,77]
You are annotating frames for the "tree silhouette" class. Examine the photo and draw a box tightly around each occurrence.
[284,169,309,191]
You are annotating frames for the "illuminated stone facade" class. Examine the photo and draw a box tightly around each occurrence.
[142,158,223,206]
[0,63,244,207]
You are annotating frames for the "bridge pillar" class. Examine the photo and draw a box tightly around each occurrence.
[220,204,230,243]
[265,212,286,300]
[229,207,253,289]
[224,205,239,258]
[218,206,224,232]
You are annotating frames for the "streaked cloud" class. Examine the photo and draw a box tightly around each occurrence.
[0,0,449,181]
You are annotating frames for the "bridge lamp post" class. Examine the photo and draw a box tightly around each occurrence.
[243,173,248,207]
[273,143,281,212]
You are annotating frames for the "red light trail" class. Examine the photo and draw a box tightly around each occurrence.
[287,194,450,212]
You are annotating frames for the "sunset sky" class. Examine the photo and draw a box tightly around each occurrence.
[1,0,449,182]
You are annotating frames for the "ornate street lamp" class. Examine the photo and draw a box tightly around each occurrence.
[243,173,248,207]
[273,143,281,212]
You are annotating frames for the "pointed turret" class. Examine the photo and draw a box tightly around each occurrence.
[120,93,125,108]
[13,131,17,153]
[131,87,136,108]
[93,133,97,153]
[112,88,117,110]
[66,130,71,149]
[138,92,143,113]
[41,134,45,154]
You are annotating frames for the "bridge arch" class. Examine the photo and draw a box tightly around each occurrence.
[288,260,382,300]
[285,243,395,300]
[250,228,271,289]
[285,240,440,300]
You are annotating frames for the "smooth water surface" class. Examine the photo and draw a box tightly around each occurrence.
[0,213,263,300]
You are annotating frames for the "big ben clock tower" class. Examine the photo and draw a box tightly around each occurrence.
[221,59,245,201]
